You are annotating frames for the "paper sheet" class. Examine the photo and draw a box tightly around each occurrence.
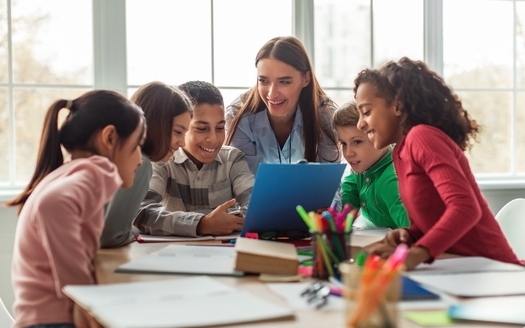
[116,244,244,276]
[64,276,294,328]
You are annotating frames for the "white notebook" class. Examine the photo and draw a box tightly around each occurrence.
[116,244,244,277]
[63,276,294,328]
[405,257,525,297]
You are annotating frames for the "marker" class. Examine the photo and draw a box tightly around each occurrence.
[344,209,356,233]
[321,211,337,232]
[296,205,314,230]
[355,250,368,267]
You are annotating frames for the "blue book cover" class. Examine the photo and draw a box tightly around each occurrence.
[402,276,440,301]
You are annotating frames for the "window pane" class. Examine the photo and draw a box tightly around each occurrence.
[517,2,525,88]
[0,88,8,182]
[14,88,91,182]
[0,0,7,83]
[213,0,292,87]
[443,0,513,88]
[220,88,250,109]
[324,89,354,109]
[373,0,423,66]
[11,0,93,84]
[314,0,371,88]
[126,0,212,86]
[461,91,512,174]
[517,92,525,174]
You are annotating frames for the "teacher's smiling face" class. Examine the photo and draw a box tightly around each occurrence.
[256,58,310,123]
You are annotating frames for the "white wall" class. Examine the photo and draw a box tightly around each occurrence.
[0,188,523,318]
[0,206,17,317]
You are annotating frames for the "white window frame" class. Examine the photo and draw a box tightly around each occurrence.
[1,0,524,200]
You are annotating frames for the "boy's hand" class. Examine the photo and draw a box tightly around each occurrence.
[197,199,244,235]
[73,303,103,328]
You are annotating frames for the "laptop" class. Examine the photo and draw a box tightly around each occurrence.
[240,162,346,237]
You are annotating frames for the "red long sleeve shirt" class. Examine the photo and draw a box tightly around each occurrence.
[393,125,521,264]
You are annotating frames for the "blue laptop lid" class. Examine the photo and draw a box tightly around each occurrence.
[240,162,346,237]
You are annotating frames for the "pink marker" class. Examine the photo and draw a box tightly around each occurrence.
[384,243,409,270]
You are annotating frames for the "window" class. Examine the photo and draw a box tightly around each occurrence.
[1,0,524,194]
[125,0,292,105]
[2,0,92,190]
[442,0,524,180]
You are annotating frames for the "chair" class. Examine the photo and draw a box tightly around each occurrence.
[495,198,525,259]
[0,297,15,326]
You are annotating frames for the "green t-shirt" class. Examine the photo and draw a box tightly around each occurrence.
[341,150,408,229]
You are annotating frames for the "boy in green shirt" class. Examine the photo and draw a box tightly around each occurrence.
[334,101,408,229]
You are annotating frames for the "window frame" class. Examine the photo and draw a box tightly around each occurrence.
[1,0,524,200]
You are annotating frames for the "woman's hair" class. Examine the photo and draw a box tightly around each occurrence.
[131,81,193,161]
[353,57,481,151]
[7,90,144,210]
[333,101,359,128]
[225,36,338,162]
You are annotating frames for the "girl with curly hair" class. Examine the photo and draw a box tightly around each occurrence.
[355,57,521,270]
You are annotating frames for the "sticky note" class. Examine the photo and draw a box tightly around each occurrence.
[403,311,454,326]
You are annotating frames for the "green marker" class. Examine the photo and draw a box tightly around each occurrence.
[355,250,368,267]
[344,210,355,233]
[296,205,313,230]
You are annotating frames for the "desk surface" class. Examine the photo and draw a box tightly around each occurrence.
[93,241,523,328]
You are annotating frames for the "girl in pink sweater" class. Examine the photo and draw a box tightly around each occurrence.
[7,90,145,328]
[353,57,521,270]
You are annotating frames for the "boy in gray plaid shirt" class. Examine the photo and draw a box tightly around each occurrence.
[134,81,254,237]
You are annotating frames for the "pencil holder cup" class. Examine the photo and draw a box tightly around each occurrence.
[310,231,351,280]
[339,262,401,328]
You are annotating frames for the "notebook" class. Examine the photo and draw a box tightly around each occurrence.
[240,162,346,237]
[405,257,525,297]
[448,304,525,325]
[116,244,244,277]
[401,276,440,301]
[63,276,294,328]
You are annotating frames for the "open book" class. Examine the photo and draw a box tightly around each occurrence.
[116,244,244,277]
[63,276,294,328]
[405,257,525,297]
[136,232,239,243]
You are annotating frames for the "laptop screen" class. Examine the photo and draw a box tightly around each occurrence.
[240,163,346,237]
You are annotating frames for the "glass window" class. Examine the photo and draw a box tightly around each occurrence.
[11,0,93,84]
[0,88,8,182]
[372,0,424,66]
[517,92,525,174]
[443,0,513,88]
[14,88,91,182]
[461,91,512,175]
[220,88,250,110]
[517,2,525,88]
[213,0,292,87]
[0,0,7,83]
[314,0,371,89]
[126,0,212,86]
[324,89,354,109]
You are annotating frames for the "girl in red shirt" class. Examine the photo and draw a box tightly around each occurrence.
[353,57,521,270]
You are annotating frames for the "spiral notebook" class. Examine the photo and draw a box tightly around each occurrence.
[405,257,525,297]
[402,276,440,301]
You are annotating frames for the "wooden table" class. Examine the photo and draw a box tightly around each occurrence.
[93,241,524,328]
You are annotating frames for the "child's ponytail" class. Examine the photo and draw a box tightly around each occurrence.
[6,99,70,211]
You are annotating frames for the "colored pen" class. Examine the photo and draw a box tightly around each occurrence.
[296,205,314,230]
[344,209,356,233]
